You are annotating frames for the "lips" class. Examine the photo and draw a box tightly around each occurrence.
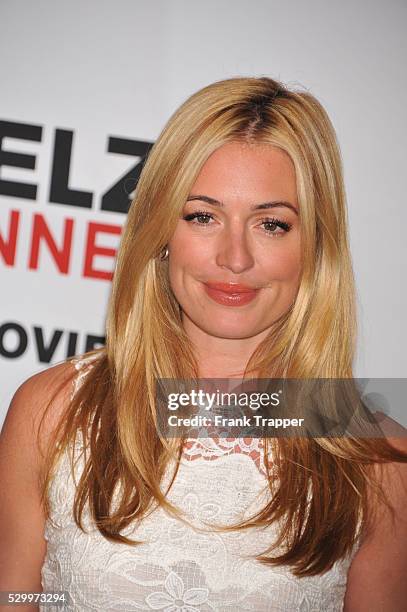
[205,282,257,293]
[203,281,259,306]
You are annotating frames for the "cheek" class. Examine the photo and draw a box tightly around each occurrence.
[168,228,214,274]
[260,245,302,281]
[167,231,202,294]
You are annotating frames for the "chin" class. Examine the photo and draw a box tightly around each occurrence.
[198,321,265,340]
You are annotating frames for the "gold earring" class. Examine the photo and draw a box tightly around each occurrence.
[159,246,169,260]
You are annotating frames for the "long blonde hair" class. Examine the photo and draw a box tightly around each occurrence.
[40,76,407,577]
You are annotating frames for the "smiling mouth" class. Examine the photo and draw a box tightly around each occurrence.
[203,282,259,306]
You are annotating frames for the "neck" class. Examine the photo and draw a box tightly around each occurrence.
[182,315,269,379]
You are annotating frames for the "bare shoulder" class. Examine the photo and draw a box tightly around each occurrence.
[343,432,407,611]
[0,359,78,591]
[1,360,77,461]
[1,350,102,481]
[372,410,407,441]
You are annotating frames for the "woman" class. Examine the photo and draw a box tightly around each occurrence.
[1,76,406,611]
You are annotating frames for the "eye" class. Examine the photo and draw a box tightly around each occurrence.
[260,217,292,236]
[182,211,215,225]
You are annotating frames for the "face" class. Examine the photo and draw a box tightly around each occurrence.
[167,141,302,343]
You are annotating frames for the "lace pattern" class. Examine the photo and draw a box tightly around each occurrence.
[41,354,361,611]
[182,437,277,479]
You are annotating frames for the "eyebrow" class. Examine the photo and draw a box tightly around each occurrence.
[186,194,298,215]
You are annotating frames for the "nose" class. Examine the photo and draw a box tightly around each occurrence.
[215,226,255,274]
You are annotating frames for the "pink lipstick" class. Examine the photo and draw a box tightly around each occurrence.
[203,282,259,306]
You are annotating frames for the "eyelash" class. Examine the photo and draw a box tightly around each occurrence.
[182,210,293,236]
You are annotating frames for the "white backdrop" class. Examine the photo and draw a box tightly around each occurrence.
[1,0,406,428]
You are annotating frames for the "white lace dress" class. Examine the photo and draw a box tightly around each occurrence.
[40,355,362,611]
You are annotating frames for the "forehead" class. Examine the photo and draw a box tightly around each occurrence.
[189,141,297,203]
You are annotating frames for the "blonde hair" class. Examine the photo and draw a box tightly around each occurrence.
[40,76,407,577]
